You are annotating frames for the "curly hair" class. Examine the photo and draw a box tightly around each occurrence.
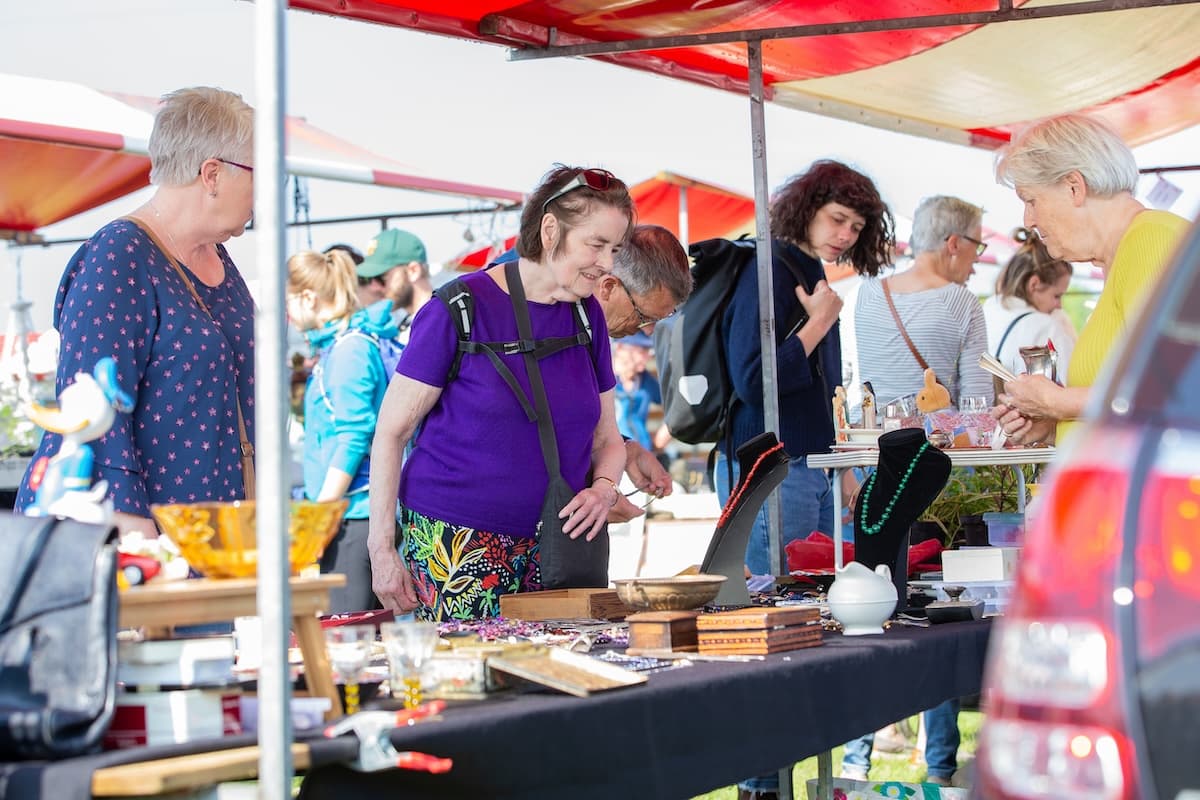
[994,227,1072,302]
[769,160,895,277]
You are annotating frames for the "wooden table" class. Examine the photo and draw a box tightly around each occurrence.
[119,574,347,720]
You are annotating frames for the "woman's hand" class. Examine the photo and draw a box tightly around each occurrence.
[560,484,617,541]
[999,374,1064,420]
[369,545,417,613]
[991,402,1057,446]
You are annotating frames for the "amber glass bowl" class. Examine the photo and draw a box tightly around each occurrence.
[150,499,348,579]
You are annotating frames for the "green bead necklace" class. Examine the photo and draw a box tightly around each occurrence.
[858,441,931,536]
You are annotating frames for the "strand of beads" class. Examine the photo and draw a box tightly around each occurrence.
[857,440,931,536]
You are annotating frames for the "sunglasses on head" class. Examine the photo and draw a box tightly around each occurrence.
[541,168,616,213]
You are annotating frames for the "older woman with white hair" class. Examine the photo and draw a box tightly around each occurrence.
[992,113,1190,445]
[17,86,257,538]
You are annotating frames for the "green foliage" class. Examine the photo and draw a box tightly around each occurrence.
[919,465,1029,547]
[0,382,38,459]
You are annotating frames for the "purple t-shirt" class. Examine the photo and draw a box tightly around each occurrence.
[396,270,615,537]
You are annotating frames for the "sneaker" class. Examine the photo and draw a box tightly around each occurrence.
[839,766,870,782]
[873,723,915,754]
[925,775,953,787]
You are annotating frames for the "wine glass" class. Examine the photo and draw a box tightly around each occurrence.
[381,621,440,710]
[323,625,374,715]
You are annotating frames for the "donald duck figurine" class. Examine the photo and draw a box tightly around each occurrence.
[23,357,134,525]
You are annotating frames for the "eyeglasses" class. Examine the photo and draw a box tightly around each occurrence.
[947,233,988,258]
[623,488,656,510]
[216,157,254,174]
[617,279,673,331]
[541,168,616,213]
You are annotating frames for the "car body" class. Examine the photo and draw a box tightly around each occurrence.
[976,220,1200,800]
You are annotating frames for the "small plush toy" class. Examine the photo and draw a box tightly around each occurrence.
[915,368,951,413]
[24,357,134,524]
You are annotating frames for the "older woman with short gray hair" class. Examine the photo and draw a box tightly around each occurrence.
[16,86,259,539]
[992,113,1190,446]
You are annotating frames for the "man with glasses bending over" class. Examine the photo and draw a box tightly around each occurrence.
[495,223,693,520]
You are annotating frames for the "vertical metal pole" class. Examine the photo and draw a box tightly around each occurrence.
[748,40,793,800]
[678,184,689,246]
[746,43,784,580]
[255,1,293,798]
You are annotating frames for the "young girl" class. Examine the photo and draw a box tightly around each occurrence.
[287,249,399,613]
[982,227,1077,380]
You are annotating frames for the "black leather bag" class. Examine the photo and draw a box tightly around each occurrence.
[0,512,119,759]
[537,474,610,590]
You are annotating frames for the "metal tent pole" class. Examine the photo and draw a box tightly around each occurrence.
[255,1,293,798]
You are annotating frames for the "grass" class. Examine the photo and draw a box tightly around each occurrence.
[690,711,983,799]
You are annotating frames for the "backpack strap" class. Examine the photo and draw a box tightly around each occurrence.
[432,272,598,422]
[994,311,1033,360]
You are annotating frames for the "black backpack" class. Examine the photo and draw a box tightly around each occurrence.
[653,236,814,446]
[433,277,597,419]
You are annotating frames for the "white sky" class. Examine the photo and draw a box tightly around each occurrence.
[3,0,1198,330]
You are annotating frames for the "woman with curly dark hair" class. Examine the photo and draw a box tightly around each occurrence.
[718,160,894,573]
[723,159,893,800]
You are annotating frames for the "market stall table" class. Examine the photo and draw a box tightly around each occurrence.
[809,445,1056,569]
[0,620,990,799]
[119,574,347,718]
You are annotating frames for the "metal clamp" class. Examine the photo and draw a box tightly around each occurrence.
[323,701,452,774]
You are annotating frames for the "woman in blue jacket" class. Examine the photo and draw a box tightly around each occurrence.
[287,248,400,612]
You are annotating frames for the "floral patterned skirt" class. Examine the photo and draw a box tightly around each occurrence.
[398,506,542,621]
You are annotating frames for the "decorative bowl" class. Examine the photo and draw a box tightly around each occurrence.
[150,499,348,579]
[612,574,727,611]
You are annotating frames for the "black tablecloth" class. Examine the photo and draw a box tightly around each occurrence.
[0,620,991,800]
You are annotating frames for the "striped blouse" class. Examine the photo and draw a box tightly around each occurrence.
[854,278,992,407]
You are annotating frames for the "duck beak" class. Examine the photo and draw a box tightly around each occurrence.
[25,402,89,434]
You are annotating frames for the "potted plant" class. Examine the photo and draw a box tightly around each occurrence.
[916,465,1031,548]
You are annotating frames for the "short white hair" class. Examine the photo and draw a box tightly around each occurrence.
[148,87,254,186]
[909,196,983,255]
[995,113,1138,197]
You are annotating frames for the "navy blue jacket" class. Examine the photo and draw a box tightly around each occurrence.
[720,239,841,459]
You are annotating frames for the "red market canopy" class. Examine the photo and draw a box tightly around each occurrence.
[290,0,1200,150]
[0,73,523,233]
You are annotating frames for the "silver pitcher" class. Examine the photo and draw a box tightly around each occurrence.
[1019,345,1058,383]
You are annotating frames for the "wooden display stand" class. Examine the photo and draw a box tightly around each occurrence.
[119,574,347,720]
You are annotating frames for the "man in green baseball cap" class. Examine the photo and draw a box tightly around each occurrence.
[356,229,433,338]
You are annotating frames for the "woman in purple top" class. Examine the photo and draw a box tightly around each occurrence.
[16,87,256,539]
[368,166,633,620]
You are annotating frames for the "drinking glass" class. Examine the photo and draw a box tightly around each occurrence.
[958,395,990,414]
[381,621,440,710]
[882,394,917,431]
[959,395,993,446]
[324,625,374,715]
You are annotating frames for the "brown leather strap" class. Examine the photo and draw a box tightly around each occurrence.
[123,215,256,500]
[881,278,929,372]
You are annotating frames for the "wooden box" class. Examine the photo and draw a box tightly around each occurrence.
[499,589,636,621]
[626,610,701,655]
[695,605,823,655]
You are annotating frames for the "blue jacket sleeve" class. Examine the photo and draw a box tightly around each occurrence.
[321,334,386,478]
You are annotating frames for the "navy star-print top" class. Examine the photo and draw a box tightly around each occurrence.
[16,218,256,518]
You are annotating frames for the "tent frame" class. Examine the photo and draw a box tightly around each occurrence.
[251,3,1199,799]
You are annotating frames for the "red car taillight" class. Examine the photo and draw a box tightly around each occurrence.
[977,428,1138,800]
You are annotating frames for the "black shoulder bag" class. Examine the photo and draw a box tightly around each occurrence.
[0,512,119,758]
[505,262,609,589]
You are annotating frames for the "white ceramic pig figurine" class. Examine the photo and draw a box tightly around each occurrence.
[827,561,897,636]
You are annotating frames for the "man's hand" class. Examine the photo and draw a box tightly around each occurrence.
[624,440,673,498]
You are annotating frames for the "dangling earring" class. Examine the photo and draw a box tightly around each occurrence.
[209,191,217,198]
